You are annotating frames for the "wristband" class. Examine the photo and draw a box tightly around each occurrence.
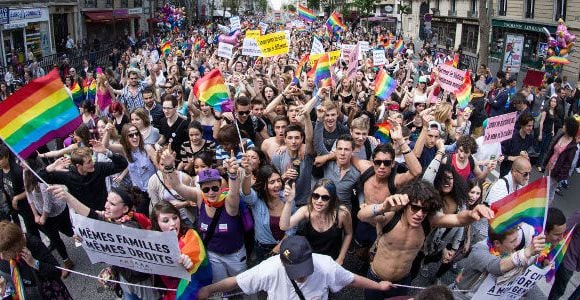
[34,259,40,270]
[106,149,113,158]
[436,150,445,156]
[401,148,412,155]
[228,173,238,180]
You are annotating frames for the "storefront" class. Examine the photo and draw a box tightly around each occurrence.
[84,9,140,43]
[491,19,556,70]
[430,16,458,50]
[0,7,53,66]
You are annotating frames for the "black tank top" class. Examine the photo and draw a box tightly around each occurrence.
[303,210,343,259]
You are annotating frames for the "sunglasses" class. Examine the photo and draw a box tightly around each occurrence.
[201,185,220,193]
[517,170,530,177]
[312,192,330,202]
[237,111,250,116]
[127,132,140,138]
[373,159,393,167]
[409,204,433,214]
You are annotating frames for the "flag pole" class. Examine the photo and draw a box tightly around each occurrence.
[549,224,576,263]
[542,176,550,235]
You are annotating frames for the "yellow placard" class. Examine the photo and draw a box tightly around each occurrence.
[310,50,341,65]
[246,30,261,39]
[256,31,289,57]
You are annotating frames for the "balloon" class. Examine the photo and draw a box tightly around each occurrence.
[569,34,576,43]
[218,31,240,45]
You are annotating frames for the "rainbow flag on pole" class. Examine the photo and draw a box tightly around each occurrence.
[456,70,472,109]
[176,229,213,299]
[0,70,81,159]
[293,54,309,84]
[393,40,405,53]
[541,224,576,282]
[193,69,233,112]
[70,81,83,106]
[489,177,548,234]
[374,69,398,100]
[374,121,393,143]
[445,54,460,68]
[161,41,171,56]
[314,53,331,86]
[326,11,346,32]
[297,4,316,22]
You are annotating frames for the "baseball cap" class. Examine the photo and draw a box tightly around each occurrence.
[428,121,442,132]
[280,236,314,280]
[198,169,221,184]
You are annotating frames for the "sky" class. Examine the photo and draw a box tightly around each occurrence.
[270,0,282,10]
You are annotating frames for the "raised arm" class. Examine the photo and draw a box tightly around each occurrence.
[160,149,200,203]
[429,204,494,228]
[224,151,242,216]
[279,183,305,231]
[48,185,90,217]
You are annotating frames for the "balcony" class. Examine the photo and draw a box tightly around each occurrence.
[448,10,457,16]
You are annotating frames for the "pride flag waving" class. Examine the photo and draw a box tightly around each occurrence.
[0,69,81,158]
[456,70,472,109]
[326,11,346,32]
[193,69,233,112]
[374,69,398,100]
[489,177,548,234]
[297,4,316,22]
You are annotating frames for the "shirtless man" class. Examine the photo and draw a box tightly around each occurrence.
[261,115,289,160]
[351,123,423,262]
[358,179,494,299]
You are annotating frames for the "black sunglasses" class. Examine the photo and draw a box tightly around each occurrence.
[373,159,393,167]
[201,185,220,193]
[312,192,331,202]
[409,204,433,214]
[237,111,250,116]
[517,170,530,177]
[127,132,140,138]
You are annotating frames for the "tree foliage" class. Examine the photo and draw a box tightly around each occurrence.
[287,4,296,12]
[353,0,374,17]
[256,0,268,12]
[308,0,321,11]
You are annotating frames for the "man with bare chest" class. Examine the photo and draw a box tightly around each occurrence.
[261,116,289,161]
[358,180,493,299]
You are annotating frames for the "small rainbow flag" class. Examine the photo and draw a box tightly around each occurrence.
[0,70,81,159]
[374,121,393,143]
[544,224,576,282]
[374,69,398,100]
[297,4,316,22]
[293,54,309,84]
[393,40,405,53]
[456,70,472,109]
[84,79,96,103]
[193,69,233,112]
[161,41,171,56]
[193,38,205,51]
[326,11,346,32]
[314,53,331,86]
[489,177,548,234]
[70,81,83,106]
[10,259,26,300]
[445,54,460,68]
[176,229,213,299]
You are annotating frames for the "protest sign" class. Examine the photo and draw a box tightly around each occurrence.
[71,213,189,280]
[217,42,234,59]
[347,43,359,78]
[472,264,549,299]
[341,44,356,61]
[373,49,387,66]
[438,64,467,93]
[502,34,524,73]
[230,16,241,31]
[242,38,262,57]
[483,112,517,144]
[358,41,370,59]
[310,50,341,66]
[259,22,268,34]
[311,37,324,54]
[256,31,289,57]
[246,30,261,39]
[218,24,231,34]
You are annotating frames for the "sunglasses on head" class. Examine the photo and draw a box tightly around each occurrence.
[201,185,220,193]
[312,192,330,202]
[373,159,393,167]
[127,132,140,138]
[409,204,433,214]
[237,111,250,116]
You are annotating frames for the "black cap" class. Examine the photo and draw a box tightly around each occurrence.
[280,236,314,280]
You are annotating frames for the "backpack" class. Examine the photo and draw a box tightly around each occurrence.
[358,162,397,196]
[483,177,509,205]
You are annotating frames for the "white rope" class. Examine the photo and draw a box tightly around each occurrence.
[392,283,472,293]
[54,266,177,291]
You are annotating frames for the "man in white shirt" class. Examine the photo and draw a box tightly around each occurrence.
[198,236,392,299]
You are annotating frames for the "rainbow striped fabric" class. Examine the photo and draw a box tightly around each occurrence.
[374,121,393,144]
[314,53,331,86]
[489,177,548,234]
[176,229,213,299]
[326,11,346,32]
[0,69,81,159]
[546,56,570,65]
[456,70,472,109]
[10,259,25,300]
[445,54,460,68]
[193,38,205,51]
[393,40,405,53]
[193,69,233,112]
[374,69,398,100]
[297,4,316,22]
[293,54,310,84]
[70,81,83,106]
[161,41,171,56]
[544,225,576,282]
[84,78,96,102]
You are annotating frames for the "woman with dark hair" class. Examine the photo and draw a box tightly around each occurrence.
[177,121,216,175]
[537,96,558,172]
[80,100,98,139]
[49,185,157,299]
[22,155,75,277]
[241,164,296,263]
[149,202,212,300]
[245,148,267,185]
[0,221,72,299]
[38,123,91,159]
[280,179,353,265]
[460,179,487,256]
[543,116,579,202]
[130,107,160,145]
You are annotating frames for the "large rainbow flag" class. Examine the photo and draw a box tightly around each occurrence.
[193,69,233,112]
[326,11,346,32]
[176,229,213,299]
[543,224,576,282]
[456,70,471,109]
[0,70,81,158]
[374,69,398,100]
[297,4,316,22]
[489,177,548,234]
[314,53,331,87]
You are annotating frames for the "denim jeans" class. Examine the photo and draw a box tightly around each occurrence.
[364,268,411,299]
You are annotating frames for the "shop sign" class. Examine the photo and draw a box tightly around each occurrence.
[3,23,25,29]
[5,7,49,26]
[492,19,555,34]
[113,9,128,17]
[432,16,457,23]
[0,8,9,25]
[128,8,143,15]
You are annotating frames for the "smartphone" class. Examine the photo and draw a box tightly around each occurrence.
[490,155,496,160]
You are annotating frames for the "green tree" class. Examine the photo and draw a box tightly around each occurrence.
[308,0,321,11]
[398,3,411,34]
[256,0,268,12]
[353,0,374,17]
[223,0,239,15]
[287,4,296,12]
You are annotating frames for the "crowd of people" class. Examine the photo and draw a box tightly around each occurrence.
[0,13,579,300]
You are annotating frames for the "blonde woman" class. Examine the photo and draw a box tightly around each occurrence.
[433,102,454,142]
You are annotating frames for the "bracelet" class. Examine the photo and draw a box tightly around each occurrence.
[228,173,238,180]
[401,148,412,155]
[436,150,445,156]
[372,204,378,216]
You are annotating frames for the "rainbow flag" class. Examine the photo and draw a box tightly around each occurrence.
[393,40,405,53]
[0,70,81,159]
[489,177,548,234]
[374,121,393,143]
[10,260,25,300]
[70,81,83,106]
[307,59,318,80]
[374,69,398,100]
[326,11,346,32]
[84,79,96,102]
[161,41,171,56]
[176,229,213,299]
[293,54,309,84]
[193,69,233,112]
[314,53,331,86]
[445,54,460,68]
[546,56,570,65]
[297,4,316,22]
[544,225,576,282]
[456,70,472,109]
[193,38,205,51]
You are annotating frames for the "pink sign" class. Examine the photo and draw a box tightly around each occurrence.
[483,112,517,144]
[438,64,465,93]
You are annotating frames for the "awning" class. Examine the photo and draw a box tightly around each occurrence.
[85,11,139,23]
